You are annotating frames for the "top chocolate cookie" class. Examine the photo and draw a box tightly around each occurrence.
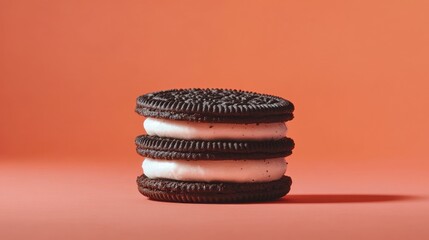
[136,88,294,123]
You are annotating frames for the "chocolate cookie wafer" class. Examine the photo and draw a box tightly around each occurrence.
[136,88,294,123]
[135,135,295,160]
[137,175,292,203]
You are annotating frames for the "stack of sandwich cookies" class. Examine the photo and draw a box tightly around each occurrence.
[135,89,295,203]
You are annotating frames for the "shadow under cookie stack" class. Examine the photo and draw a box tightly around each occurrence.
[135,88,295,203]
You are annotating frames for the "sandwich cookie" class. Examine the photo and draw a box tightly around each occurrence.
[135,88,295,203]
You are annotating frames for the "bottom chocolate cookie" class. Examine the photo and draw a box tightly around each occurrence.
[136,175,292,203]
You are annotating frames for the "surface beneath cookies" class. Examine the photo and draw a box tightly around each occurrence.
[2,157,428,240]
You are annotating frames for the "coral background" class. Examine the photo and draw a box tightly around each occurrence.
[1,1,429,239]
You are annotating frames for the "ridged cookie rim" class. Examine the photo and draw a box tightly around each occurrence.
[135,135,294,154]
[136,175,292,203]
[135,88,294,123]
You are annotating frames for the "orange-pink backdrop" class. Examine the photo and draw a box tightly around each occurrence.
[1,1,429,240]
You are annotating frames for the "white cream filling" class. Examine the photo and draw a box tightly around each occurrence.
[142,158,287,183]
[143,117,287,140]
